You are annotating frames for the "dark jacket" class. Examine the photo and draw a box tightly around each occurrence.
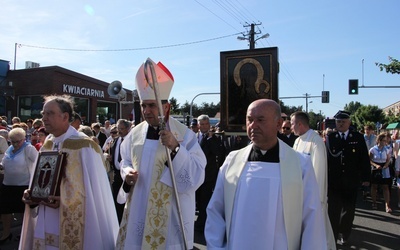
[199,133,225,183]
[278,132,298,147]
[96,131,107,148]
[110,137,120,169]
[326,131,370,190]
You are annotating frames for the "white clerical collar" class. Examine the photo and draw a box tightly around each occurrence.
[51,128,71,150]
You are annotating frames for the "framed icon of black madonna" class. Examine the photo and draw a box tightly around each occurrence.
[220,47,279,133]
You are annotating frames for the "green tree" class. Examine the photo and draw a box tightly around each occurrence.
[180,101,199,118]
[199,102,220,117]
[376,57,400,74]
[279,101,302,119]
[308,111,325,130]
[352,105,385,131]
[169,97,180,115]
[344,101,362,115]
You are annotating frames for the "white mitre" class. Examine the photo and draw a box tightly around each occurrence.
[135,58,174,101]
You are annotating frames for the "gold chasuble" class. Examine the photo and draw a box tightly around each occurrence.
[224,140,303,250]
[36,137,102,249]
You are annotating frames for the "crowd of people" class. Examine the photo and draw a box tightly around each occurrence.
[0,58,398,249]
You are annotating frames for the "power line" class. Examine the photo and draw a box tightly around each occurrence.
[213,0,244,24]
[231,0,260,23]
[193,0,241,32]
[18,33,241,52]
[223,0,253,24]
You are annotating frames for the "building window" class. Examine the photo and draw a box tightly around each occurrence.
[97,101,117,125]
[74,97,89,125]
[19,96,44,121]
[18,96,90,125]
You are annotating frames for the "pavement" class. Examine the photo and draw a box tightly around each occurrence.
[1,187,399,250]
[335,185,400,250]
[0,213,22,250]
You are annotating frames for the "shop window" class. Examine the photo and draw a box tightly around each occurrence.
[19,96,44,121]
[97,101,117,125]
[18,96,89,125]
[74,97,89,125]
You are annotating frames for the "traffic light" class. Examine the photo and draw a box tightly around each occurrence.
[322,91,330,103]
[186,115,190,127]
[349,79,358,95]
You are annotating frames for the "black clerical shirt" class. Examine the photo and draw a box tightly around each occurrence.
[248,142,280,163]
[147,126,160,140]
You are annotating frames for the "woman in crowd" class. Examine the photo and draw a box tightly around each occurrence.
[0,128,38,243]
[393,131,400,208]
[396,150,400,208]
[385,133,396,188]
[102,125,118,152]
[369,132,392,213]
[30,119,43,146]
[103,125,119,184]
[78,125,94,137]
[34,127,49,151]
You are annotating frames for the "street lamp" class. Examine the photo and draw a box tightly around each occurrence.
[256,33,270,41]
[189,92,220,118]
[237,33,270,49]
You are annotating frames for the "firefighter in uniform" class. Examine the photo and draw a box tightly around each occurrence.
[326,110,370,245]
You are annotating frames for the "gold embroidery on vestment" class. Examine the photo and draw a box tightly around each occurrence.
[45,233,59,247]
[33,238,45,250]
[41,137,97,250]
[142,144,172,250]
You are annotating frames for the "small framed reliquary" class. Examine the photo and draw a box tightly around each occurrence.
[29,151,67,203]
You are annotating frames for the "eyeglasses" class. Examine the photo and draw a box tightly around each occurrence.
[11,139,23,144]
[110,131,118,134]
[282,127,291,130]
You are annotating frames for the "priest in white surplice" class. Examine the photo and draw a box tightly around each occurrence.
[116,58,206,250]
[205,99,327,250]
[291,111,336,249]
[20,95,119,250]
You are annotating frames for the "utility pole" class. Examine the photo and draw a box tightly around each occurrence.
[14,43,18,70]
[237,23,269,50]
[249,23,256,49]
[305,93,310,113]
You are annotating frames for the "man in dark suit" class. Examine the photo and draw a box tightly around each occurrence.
[279,120,298,147]
[195,114,225,232]
[92,122,107,147]
[326,110,370,245]
[109,119,131,223]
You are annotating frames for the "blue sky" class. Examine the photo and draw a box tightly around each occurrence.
[1,0,399,118]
